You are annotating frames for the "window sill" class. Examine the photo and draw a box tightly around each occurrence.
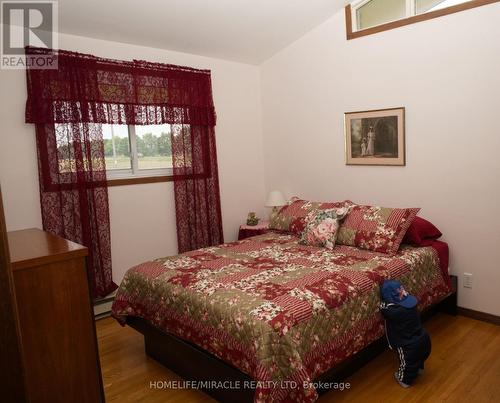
[107,175,174,187]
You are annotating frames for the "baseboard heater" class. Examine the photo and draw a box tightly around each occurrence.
[93,291,116,319]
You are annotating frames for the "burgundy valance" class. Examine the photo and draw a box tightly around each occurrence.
[25,47,217,126]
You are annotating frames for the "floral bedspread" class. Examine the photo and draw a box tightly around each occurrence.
[112,232,451,402]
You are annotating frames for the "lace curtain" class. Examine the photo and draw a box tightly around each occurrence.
[25,47,223,297]
[171,125,223,251]
[35,122,115,297]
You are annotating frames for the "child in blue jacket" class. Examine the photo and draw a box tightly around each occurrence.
[380,280,431,388]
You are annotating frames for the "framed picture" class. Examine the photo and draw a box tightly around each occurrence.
[344,107,405,166]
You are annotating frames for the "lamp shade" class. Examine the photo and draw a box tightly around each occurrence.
[265,190,286,207]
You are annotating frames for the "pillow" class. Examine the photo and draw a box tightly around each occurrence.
[403,216,442,246]
[269,199,354,234]
[337,205,420,255]
[299,208,349,249]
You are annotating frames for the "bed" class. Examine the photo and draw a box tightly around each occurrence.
[112,229,453,402]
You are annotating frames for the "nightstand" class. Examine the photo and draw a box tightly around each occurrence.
[238,220,270,240]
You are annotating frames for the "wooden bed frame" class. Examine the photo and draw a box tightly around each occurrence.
[126,275,457,402]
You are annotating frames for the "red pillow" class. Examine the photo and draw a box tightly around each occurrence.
[403,216,442,246]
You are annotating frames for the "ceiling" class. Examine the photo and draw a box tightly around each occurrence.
[57,0,346,65]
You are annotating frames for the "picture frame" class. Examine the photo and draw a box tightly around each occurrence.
[344,107,405,166]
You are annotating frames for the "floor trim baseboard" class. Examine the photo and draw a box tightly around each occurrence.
[458,307,500,326]
[94,291,116,306]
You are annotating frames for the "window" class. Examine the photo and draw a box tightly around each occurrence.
[54,123,179,185]
[355,0,407,31]
[102,124,173,179]
[416,0,470,14]
[347,0,497,38]
[353,0,474,31]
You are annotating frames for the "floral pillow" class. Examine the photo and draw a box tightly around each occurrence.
[269,199,354,235]
[299,208,349,249]
[336,205,420,255]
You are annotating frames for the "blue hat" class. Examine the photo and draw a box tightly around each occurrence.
[381,280,417,308]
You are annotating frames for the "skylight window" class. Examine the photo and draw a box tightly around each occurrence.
[353,0,473,31]
[346,0,495,39]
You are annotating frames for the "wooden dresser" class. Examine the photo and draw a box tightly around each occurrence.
[8,228,104,403]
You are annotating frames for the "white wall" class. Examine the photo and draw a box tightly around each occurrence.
[261,5,500,316]
[0,32,266,283]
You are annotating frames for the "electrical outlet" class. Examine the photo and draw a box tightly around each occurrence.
[463,273,473,289]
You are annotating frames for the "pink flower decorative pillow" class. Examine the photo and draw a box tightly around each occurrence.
[270,199,354,234]
[299,208,349,249]
[337,205,420,255]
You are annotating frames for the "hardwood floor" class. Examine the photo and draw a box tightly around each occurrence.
[96,314,500,402]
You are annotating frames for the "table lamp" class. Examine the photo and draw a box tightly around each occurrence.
[265,190,286,216]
